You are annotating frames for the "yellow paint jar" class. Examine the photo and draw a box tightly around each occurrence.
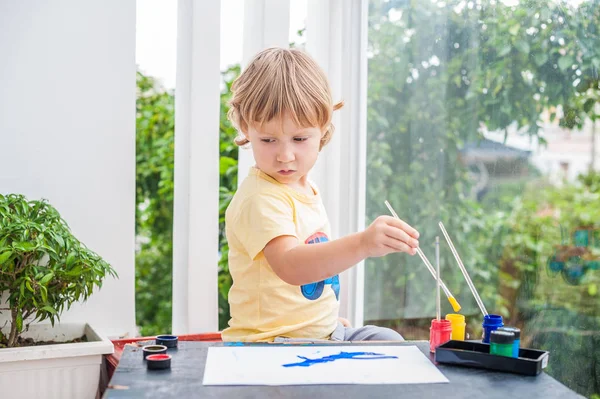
[445,313,466,341]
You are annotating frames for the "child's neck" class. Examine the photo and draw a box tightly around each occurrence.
[286,179,316,196]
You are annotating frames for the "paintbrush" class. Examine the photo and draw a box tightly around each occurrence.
[384,200,461,312]
[438,221,487,316]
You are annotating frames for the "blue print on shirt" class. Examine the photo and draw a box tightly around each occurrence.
[300,233,340,301]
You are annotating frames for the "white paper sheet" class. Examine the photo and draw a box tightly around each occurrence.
[202,345,449,386]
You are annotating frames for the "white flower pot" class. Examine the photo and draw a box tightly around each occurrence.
[0,323,113,399]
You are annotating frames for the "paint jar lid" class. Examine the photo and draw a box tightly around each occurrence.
[142,344,167,359]
[143,344,167,352]
[146,354,172,370]
[156,334,178,348]
[490,330,514,344]
[147,354,171,361]
[498,326,520,339]
[482,314,504,328]
[156,334,177,341]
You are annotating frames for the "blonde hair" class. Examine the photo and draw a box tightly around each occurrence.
[228,47,343,150]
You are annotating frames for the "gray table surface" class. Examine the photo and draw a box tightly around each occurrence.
[104,340,583,399]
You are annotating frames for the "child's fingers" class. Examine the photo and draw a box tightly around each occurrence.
[384,216,420,239]
[383,233,416,252]
[383,225,419,248]
[384,241,417,255]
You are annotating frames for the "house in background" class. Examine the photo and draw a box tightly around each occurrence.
[484,117,599,184]
[460,138,532,201]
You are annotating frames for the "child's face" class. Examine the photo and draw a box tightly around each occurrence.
[245,113,323,188]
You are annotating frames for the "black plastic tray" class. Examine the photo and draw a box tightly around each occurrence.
[434,340,549,376]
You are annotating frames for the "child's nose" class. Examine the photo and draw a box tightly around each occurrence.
[277,147,295,163]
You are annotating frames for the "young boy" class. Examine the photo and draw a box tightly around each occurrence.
[222,47,420,342]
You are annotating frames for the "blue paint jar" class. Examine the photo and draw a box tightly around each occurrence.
[482,314,503,343]
[498,326,520,358]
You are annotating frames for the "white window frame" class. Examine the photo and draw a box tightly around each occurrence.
[305,0,369,327]
[172,0,221,334]
[237,0,291,182]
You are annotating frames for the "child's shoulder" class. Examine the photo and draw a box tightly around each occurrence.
[226,172,292,218]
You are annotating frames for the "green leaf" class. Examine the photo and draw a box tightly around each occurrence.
[493,82,503,95]
[41,306,57,315]
[40,285,48,303]
[558,56,573,71]
[219,157,237,175]
[12,242,35,251]
[589,284,597,296]
[54,234,65,248]
[509,24,520,36]
[66,252,76,267]
[515,40,530,54]
[0,251,12,264]
[39,272,54,285]
[498,46,511,57]
[583,99,595,114]
[534,53,548,66]
[65,266,83,276]
[16,313,23,332]
[25,281,34,293]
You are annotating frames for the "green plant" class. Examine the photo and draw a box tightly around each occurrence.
[217,65,241,330]
[579,171,600,194]
[0,194,116,347]
[135,71,176,336]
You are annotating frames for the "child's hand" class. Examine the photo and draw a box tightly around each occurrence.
[338,317,352,327]
[359,215,420,258]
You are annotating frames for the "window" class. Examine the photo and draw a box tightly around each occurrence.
[364,0,599,396]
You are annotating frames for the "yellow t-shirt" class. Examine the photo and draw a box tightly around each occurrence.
[221,167,340,342]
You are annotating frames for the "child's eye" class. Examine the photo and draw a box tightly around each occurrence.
[294,137,308,142]
[261,138,275,143]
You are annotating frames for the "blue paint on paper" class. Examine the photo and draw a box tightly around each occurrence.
[282,351,398,368]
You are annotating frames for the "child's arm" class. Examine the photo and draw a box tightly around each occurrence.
[263,215,419,286]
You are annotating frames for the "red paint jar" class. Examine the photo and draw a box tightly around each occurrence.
[430,319,452,353]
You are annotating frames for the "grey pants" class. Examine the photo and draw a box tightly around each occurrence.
[331,322,404,341]
[274,322,404,343]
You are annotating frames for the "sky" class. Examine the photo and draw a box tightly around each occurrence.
[135,0,307,89]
